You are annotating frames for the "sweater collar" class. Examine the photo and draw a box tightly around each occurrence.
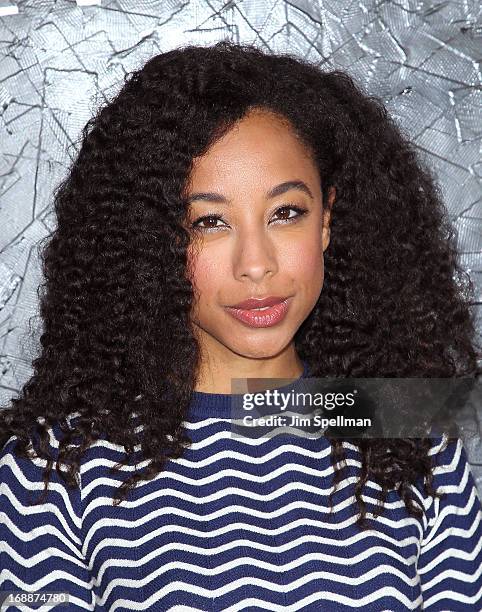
[188,359,311,419]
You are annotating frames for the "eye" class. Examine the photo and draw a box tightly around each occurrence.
[191,213,226,232]
[191,205,308,233]
[271,205,308,225]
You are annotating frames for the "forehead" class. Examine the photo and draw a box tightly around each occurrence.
[187,110,319,194]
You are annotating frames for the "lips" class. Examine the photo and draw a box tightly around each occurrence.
[225,297,292,328]
[228,296,287,310]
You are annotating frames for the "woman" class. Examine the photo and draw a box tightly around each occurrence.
[1,40,481,611]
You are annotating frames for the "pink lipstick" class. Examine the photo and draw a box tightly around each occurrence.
[225,297,292,328]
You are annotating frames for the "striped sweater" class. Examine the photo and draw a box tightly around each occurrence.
[1,363,482,611]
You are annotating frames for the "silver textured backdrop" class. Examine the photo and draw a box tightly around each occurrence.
[0,0,481,492]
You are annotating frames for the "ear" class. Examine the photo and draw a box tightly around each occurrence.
[322,186,336,252]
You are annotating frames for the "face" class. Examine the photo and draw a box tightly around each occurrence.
[184,108,335,367]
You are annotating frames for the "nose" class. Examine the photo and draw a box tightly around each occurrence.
[232,226,278,282]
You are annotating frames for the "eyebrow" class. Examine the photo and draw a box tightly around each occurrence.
[186,180,314,205]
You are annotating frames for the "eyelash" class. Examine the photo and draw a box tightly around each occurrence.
[191,205,308,233]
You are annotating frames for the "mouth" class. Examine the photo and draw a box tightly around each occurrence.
[224,297,293,328]
[227,295,290,310]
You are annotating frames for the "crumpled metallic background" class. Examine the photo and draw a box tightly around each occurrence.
[0,0,481,492]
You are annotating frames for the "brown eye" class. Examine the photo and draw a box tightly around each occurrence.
[191,214,226,231]
[271,205,308,224]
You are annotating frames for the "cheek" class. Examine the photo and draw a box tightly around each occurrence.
[190,250,224,304]
[286,233,324,286]
[299,244,324,278]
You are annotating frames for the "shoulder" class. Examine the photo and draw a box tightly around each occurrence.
[0,413,81,489]
[420,434,481,527]
[402,435,477,526]
[410,433,476,503]
[427,434,471,486]
[0,415,86,538]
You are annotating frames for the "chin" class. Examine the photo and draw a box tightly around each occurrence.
[224,334,295,359]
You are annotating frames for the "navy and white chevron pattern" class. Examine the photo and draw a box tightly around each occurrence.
[1,405,482,611]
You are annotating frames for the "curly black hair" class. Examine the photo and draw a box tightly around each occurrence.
[1,40,480,531]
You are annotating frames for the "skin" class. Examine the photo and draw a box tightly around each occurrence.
[184,108,336,393]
